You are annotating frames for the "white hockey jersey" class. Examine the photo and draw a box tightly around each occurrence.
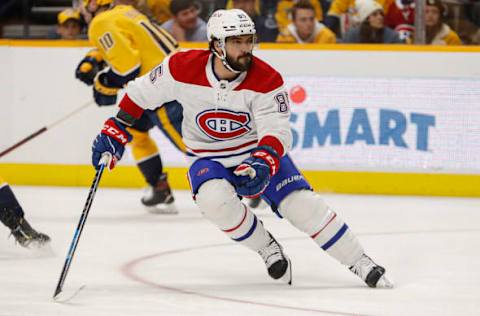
[119,49,292,167]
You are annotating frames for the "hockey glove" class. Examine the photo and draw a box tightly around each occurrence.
[75,49,104,86]
[92,117,132,170]
[234,146,280,198]
[93,71,119,106]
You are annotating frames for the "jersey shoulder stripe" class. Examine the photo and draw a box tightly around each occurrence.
[234,56,284,93]
[169,49,211,87]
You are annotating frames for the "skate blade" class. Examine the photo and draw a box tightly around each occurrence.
[279,258,293,286]
[146,203,179,215]
[376,275,394,289]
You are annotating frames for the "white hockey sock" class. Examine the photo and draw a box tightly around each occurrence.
[220,204,270,252]
[310,212,364,266]
[280,190,364,266]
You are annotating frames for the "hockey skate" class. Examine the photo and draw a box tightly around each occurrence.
[258,233,292,285]
[349,254,393,288]
[141,173,178,215]
[10,217,51,248]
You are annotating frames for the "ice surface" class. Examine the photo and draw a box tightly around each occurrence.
[1,186,479,316]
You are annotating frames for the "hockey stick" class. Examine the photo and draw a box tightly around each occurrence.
[53,154,109,300]
[0,100,94,159]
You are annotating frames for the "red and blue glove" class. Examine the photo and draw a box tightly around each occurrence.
[92,117,132,170]
[234,146,280,198]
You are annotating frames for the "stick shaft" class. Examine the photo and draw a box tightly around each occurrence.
[0,127,46,158]
[0,100,93,159]
[53,162,106,299]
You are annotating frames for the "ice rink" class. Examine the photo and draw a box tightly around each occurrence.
[1,186,479,316]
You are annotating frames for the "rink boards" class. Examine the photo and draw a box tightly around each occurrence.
[0,41,479,196]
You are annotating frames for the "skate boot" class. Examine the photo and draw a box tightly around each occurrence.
[11,217,51,248]
[349,254,393,288]
[141,173,178,214]
[258,233,292,285]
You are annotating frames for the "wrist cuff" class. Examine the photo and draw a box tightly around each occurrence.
[258,135,284,157]
[118,94,144,120]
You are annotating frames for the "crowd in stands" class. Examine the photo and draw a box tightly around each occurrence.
[2,0,480,45]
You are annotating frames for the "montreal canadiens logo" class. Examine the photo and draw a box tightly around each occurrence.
[196,109,251,140]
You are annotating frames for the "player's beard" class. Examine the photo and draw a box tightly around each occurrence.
[226,53,252,72]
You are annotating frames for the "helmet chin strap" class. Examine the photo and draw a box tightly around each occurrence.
[212,38,242,74]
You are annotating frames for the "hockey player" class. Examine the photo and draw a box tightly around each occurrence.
[0,177,50,247]
[75,0,185,213]
[90,9,393,288]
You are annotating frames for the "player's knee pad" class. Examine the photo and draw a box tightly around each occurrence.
[195,179,269,251]
[195,179,244,228]
[127,128,158,161]
[279,189,332,235]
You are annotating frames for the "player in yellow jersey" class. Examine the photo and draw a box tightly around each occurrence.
[0,177,50,247]
[75,0,185,214]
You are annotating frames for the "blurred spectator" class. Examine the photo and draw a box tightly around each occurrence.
[277,0,336,43]
[276,0,324,34]
[226,0,279,16]
[48,8,84,40]
[468,1,480,27]
[232,0,279,42]
[384,0,414,42]
[141,0,173,24]
[78,0,121,25]
[471,3,480,44]
[227,0,260,12]
[324,0,390,37]
[78,1,94,25]
[161,0,208,41]
[343,0,403,43]
[425,0,461,45]
[448,1,480,44]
